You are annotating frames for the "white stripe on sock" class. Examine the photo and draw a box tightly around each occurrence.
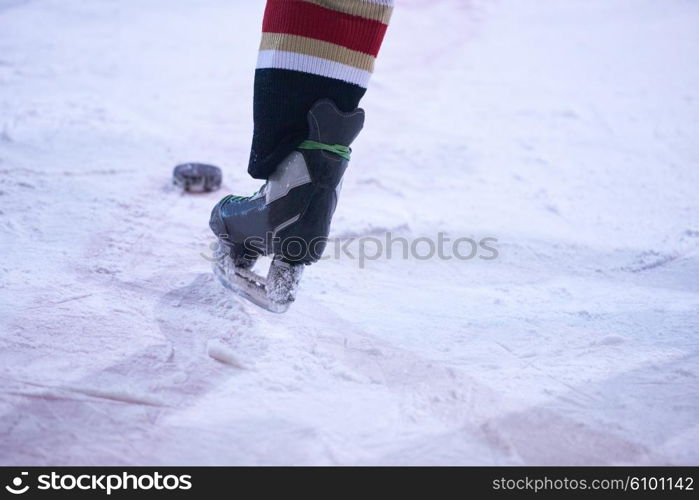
[257,50,372,88]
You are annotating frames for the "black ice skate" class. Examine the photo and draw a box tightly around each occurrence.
[209,99,365,313]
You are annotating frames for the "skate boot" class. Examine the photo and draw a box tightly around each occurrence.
[209,99,365,313]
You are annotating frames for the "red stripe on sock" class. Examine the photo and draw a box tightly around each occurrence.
[262,0,388,57]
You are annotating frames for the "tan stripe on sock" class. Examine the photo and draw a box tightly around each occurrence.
[301,0,394,24]
[260,33,376,72]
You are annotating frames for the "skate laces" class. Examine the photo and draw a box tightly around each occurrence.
[222,142,350,205]
[298,140,351,161]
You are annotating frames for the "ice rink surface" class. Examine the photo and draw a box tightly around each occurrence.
[1,0,698,464]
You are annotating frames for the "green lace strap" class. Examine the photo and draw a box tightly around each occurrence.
[298,140,352,161]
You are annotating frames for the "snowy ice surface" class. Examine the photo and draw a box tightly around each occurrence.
[1,0,698,465]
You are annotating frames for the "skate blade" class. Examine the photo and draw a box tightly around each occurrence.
[212,256,302,314]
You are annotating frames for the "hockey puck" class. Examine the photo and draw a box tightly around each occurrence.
[173,163,222,193]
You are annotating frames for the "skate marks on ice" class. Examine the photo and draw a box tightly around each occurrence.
[2,238,695,464]
[155,272,273,372]
[615,229,699,292]
[282,234,699,464]
[489,351,699,466]
[0,272,262,465]
[159,292,663,465]
[491,239,699,464]
[311,305,678,464]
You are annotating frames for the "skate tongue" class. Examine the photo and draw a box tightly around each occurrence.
[306,99,365,148]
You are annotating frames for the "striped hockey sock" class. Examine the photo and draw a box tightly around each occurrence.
[248,0,394,179]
